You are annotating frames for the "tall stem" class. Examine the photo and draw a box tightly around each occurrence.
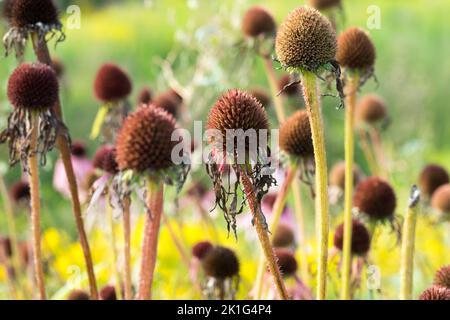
[301,71,330,300]
[241,169,289,300]
[31,33,98,299]
[262,57,286,122]
[369,127,387,178]
[341,72,359,300]
[28,113,46,300]
[400,186,420,300]
[137,179,164,300]
[106,198,122,300]
[122,196,132,300]
[358,129,378,175]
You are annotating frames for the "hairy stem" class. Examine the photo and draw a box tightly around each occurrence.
[106,197,122,300]
[341,72,359,300]
[122,196,132,300]
[241,169,289,300]
[137,179,164,300]
[263,57,286,122]
[301,71,330,300]
[31,33,98,299]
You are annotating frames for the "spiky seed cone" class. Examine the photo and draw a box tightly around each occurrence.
[70,141,87,158]
[10,181,30,204]
[137,87,153,105]
[272,223,295,248]
[356,94,387,125]
[333,219,370,255]
[192,241,213,260]
[278,74,300,96]
[419,165,449,198]
[67,289,90,300]
[2,0,14,20]
[242,6,276,38]
[202,246,239,279]
[431,184,450,214]
[207,89,269,150]
[280,110,314,158]
[275,7,337,70]
[274,248,298,277]
[153,92,180,117]
[329,161,363,190]
[337,27,376,70]
[419,286,450,300]
[99,285,117,300]
[7,63,59,111]
[11,0,58,28]
[94,63,132,103]
[308,0,341,10]
[250,88,271,109]
[93,145,118,174]
[434,265,450,289]
[116,107,177,173]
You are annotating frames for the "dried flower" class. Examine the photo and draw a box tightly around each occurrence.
[337,27,376,72]
[419,286,450,300]
[279,110,314,159]
[356,94,387,125]
[203,246,239,279]
[274,248,298,277]
[419,164,449,199]
[333,219,370,255]
[94,63,132,103]
[431,184,450,214]
[67,289,90,300]
[242,6,276,38]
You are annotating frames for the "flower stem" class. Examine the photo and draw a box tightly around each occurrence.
[253,162,299,299]
[358,129,379,175]
[106,197,122,300]
[262,57,286,122]
[369,127,387,178]
[31,32,98,299]
[241,168,289,300]
[400,186,420,300]
[122,196,132,300]
[28,113,46,300]
[341,72,359,300]
[301,71,330,300]
[137,179,164,300]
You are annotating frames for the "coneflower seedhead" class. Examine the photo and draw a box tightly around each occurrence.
[431,184,450,214]
[11,0,58,28]
[116,107,177,173]
[434,265,450,289]
[70,141,87,158]
[337,27,376,71]
[99,285,117,300]
[250,88,271,109]
[152,92,180,118]
[67,289,90,300]
[203,246,239,279]
[275,7,337,71]
[419,164,449,199]
[356,94,387,125]
[308,0,341,10]
[278,74,300,96]
[333,219,370,256]
[7,63,59,112]
[419,286,450,300]
[274,248,298,277]
[93,145,118,175]
[192,241,213,260]
[272,223,295,248]
[94,63,132,103]
[137,87,153,105]
[242,6,276,38]
[10,180,30,204]
[279,110,314,159]
[329,161,363,191]
[353,177,397,221]
[2,0,14,21]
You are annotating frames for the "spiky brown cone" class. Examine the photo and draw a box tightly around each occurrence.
[202,246,239,279]
[242,6,276,38]
[11,0,59,28]
[419,286,450,300]
[353,177,396,220]
[279,110,314,158]
[94,63,132,103]
[419,165,449,199]
[337,27,376,71]
[334,219,370,256]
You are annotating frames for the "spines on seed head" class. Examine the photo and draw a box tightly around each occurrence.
[279,110,314,159]
[94,63,132,103]
[337,27,376,71]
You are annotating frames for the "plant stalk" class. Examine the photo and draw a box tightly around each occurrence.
[358,129,379,175]
[122,196,132,300]
[106,197,122,300]
[262,57,286,122]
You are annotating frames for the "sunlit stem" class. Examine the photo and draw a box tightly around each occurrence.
[122,196,132,300]
[301,71,330,300]
[369,127,388,178]
[106,197,122,300]
[90,105,109,140]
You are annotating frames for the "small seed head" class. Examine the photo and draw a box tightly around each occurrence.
[274,248,298,277]
[337,27,376,71]
[242,6,276,38]
[419,286,450,300]
[308,0,341,10]
[93,145,118,174]
[67,289,90,300]
[419,164,449,199]
[100,285,117,300]
[278,74,300,96]
[11,0,59,28]
[272,223,296,248]
[279,110,314,158]
[431,184,450,214]
[329,161,363,190]
[202,246,239,279]
[356,94,387,125]
[192,241,213,260]
[333,219,371,256]
[94,63,132,103]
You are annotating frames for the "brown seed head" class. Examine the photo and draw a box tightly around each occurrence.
[94,63,132,103]
[431,184,450,214]
[137,86,153,105]
[7,63,59,111]
[275,7,337,70]
[192,241,213,260]
[242,6,276,38]
[249,88,271,109]
[116,107,177,173]
[434,265,450,290]
[93,145,118,174]
[10,180,30,204]
[70,141,87,158]
[202,246,240,279]
[274,248,298,277]
[100,285,117,300]
[272,223,295,248]
[11,0,59,28]
[337,27,376,71]
[278,74,300,96]
[419,164,449,199]
[356,94,387,125]
[419,286,450,300]
[333,219,371,255]
[280,110,313,158]
[329,161,363,190]
[308,0,341,10]
[153,91,180,118]
[67,289,90,300]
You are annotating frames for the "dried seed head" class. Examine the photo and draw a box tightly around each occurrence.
[100,285,117,300]
[2,0,14,21]
[67,289,90,300]
[275,7,337,71]
[137,86,153,105]
[249,88,271,109]
[419,164,449,199]
[94,63,132,103]
[93,145,118,174]
[272,223,295,248]
[153,91,180,118]
[308,0,341,10]
[7,63,59,111]
[431,184,450,214]
[242,6,276,38]
[434,265,450,290]
[333,219,371,255]
[353,177,397,220]
[192,241,213,260]
[337,27,376,71]
[11,0,59,28]
[274,248,298,277]
[419,286,450,300]
[10,180,30,204]
[278,74,300,96]
[116,107,177,173]
[202,246,239,279]
[356,94,387,125]
[280,110,313,158]
[329,161,363,190]
[70,141,87,158]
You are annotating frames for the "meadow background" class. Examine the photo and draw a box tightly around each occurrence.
[0,0,449,299]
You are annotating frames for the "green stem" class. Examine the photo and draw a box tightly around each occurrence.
[301,71,330,300]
